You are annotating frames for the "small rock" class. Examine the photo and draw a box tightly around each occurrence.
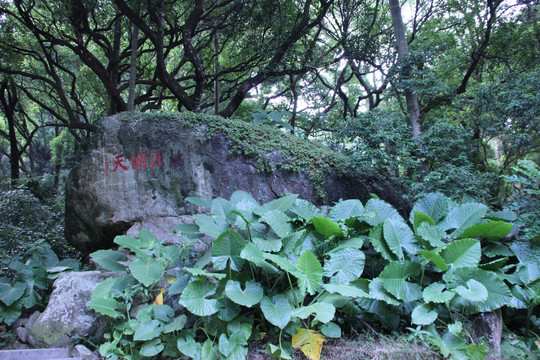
[27,334,36,347]
[10,340,30,350]
[15,327,28,343]
[74,344,100,360]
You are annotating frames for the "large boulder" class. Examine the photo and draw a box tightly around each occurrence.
[66,112,406,251]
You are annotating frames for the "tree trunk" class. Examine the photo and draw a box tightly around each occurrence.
[109,16,122,115]
[127,21,139,111]
[214,31,220,115]
[0,80,20,185]
[388,0,422,139]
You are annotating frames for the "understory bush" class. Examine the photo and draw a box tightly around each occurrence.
[89,191,540,360]
[0,242,80,327]
[0,188,78,269]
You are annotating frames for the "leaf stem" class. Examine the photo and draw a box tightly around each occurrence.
[286,272,299,306]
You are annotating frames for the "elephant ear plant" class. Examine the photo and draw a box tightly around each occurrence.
[88,191,539,360]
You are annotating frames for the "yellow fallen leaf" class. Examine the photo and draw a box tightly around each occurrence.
[292,328,325,360]
[256,332,267,340]
[154,288,165,305]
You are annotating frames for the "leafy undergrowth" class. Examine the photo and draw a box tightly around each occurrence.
[86,190,539,360]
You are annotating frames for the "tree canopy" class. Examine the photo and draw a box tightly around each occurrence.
[0,0,538,204]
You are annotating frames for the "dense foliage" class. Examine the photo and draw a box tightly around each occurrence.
[88,191,539,359]
[0,0,538,208]
[0,0,538,357]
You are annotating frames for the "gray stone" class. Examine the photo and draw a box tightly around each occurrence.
[65,112,407,251]
[27,271,118,348]
[73,344,99,360]
[0,348,69,359]
[15,327,28,344]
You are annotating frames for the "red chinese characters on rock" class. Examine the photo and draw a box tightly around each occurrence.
[104,150,167,176]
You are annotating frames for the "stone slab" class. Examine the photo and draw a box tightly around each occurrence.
[0,348,77,360]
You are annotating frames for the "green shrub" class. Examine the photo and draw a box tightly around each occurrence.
[0,242,80,326]
[503,160,540,241]
[0,188,78,270]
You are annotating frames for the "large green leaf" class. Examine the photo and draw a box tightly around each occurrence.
[261,210,293,238]
[292,302,336,323]
[163,315,187,333]
[0,281,26,307]
[260,295,292,329]
[412,211,435,234]
[448,268,513,313]
[364,199,404,226]
[193,214,228,238]
[296,250,323,295]
[225,280,263,308]
[291,199,322,222]
[211,229,246,271]
[133,319,163,341]
[383,219,418,259]
[368,278,400,306]
[90,249,127,271]
[264,253,297,273]
[202,338,220,360]
[186,196,213,209]
[255,195,298,215]
[253,236,282,252]
[230,190,259,210]
[219,333,248,360]
[215,298,240,321]
[323,248,365,285]
[423,282,455,303]
[440,238,481,270]
[410,193,448,223]
[184,267,227,280]
[140,338,164,357]
[440,203,488,237]
[281,230,306,255]
[177,336,202,358]
[416,222,446,248]
[419,250,448,271]
[179,280,219,316]
[114,235,148,258]
[369,224,396,261]
[86,297,125,318]
[328,199,364,221]
[455,279,488,302]
[323,283,370,298]
[0,302,22,325]
[411,303,438,325]
[240,243,278,273]
[211,197,234,220]
[312,216,343,238]
[378,261,422,302]
[90,275,131,300]
[459,221,512,240]
[129,257,165,287]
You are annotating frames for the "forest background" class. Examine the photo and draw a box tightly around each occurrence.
[0,0,539,358]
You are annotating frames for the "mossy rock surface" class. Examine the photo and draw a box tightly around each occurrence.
[65,112,405,251]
